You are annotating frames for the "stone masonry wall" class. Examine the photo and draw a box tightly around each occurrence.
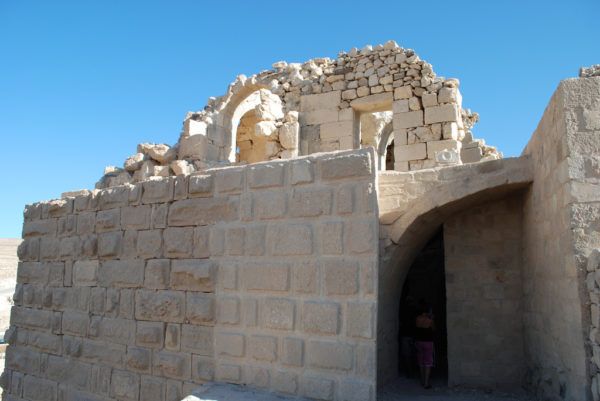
[521,77,599,400]
[444,195,525,389]
[6,148,380,401]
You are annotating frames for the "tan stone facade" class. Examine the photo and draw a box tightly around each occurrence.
[3,43,599,401]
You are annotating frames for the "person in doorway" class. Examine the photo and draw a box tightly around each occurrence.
[415,300,435,389]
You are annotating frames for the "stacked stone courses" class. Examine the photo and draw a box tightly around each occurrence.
[8,149,379,401]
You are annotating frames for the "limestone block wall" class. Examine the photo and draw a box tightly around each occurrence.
[6,148,380,401]
[521,76,599,401]
[444,195,525,389]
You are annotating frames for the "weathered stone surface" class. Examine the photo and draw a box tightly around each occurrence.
[135,290,185,323]
[168,198,238,226]
[171,259,216,292]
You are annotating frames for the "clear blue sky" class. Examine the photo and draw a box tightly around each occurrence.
[0,0,598,238]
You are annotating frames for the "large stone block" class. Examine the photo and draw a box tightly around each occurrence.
[270,224,312,256]
[170,259,216,292]
[249,335,278,362]
[393,110,424,129]
[215,168,245,194]
[301,375,335,401]
[144,259,170,289]
[289,187,332,217]
[121,205,151,230]
[92,316,135,345]
[216,332,245,357]
[242,262,290,292]
[97,231,122,258]
[140,376,166,401]
[110,369,140,401]
[98,260,144,288]
[153,350,191,380]
[168,198,238,226]
[347,301,375,339]
[11,306,52,331]
[17,262,48,285]
[394,142,426,161]
[217,296,240,325]
[137,230,163,259]
[73,260,98,286]
[181,324,213,356]
[95,208,120,232]
[135,290,185,323]
[424,103,461,124]
[188,174,214,197]
[292,260,318,294]
[302,301,340,335]
[5,345,41,375]
[272,370,299,395]
[136,321,164,349]
[426,139,462,159]
[163,227,193,258]
[261,298,295,330]
[290,159,314,185]
[186,293,215,324]
[320,151,372,181]
[323,259,359,295]
[46,355,91,390]
[339,378,374,401]
[320,121,353,141]
[248,163,285,189]
[142,178,174,204]
[300,109,339,125]
[98,185,130,209]
[320,221,343,255]
[253,191,287,220]
[282,337,304,367]
[23,375,58,401]
[23,219,57,237]
[192,355,215,382]
[344,218,377,254]
[307,340,353,370]
[62,310,90,336]
[300,91,341,112]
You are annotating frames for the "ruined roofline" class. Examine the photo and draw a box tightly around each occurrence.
[93,40,501,189]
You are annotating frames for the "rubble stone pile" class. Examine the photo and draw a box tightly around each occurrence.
[96,40,501,189]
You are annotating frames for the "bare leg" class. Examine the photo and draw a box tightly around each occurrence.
[420,367,425,386]
[424,367,431,388]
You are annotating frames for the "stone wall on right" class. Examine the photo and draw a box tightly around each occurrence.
[521,76,600,401]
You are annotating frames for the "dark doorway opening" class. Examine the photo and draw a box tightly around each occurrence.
[385,140,395,171]
[398,227,448,384]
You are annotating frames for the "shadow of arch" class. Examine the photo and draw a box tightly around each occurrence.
[377,156,534,386]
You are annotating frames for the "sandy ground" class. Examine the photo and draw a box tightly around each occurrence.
[0,238,19,396]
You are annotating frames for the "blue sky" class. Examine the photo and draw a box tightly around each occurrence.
[0,0,598,237]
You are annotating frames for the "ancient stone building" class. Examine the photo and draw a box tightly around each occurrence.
[4,42,599,401]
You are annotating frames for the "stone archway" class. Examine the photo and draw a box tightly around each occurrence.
[377,156,534,390]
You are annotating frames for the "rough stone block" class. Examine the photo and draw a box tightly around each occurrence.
[188,174,213,197]
[344,218,377,254]
[170,259,215,292]
[320,221,343,255]
[136,321,164,349]
[261,298,295,330]
[62,310,89,336]
[23,375,58,401]
[225,227,245,256]
[193,226,211,258]
[140,376,166,401]
[320,151,372,181]
[192,355,215,382]
[121,206,151,230]
[217,296,240,325]
[186,293,215,324]
[248,163,285,188]
[394,142,426,161]
[393,110,423,129]
[290,159,314,185]
[95,208,120,232]
[23,219,57,237]
[272,370,298,395]
[302,301,340,335]
[289,187,332,217]
[307,340,353,370]
[144,259,170,289]
[270,224,312,256]
[340,378,374,401]
[40,236,60,261]
[97,231,122,258]
[281,337,304,367]
[168,198,238,226]
[427,139,462,159]
[424,103,460,124]
[98,186,130,209]
[300,91,341,112]
[347,301,375,339]
[17,262,48,285]
[93,316,135,345]
[215,168,245,194]
[242,262,289,292]
[153,350,191,380]
[323,259,359,296]
[253,191,287,220]
[301,376,335,401]
[300,109,339,125]
[73,260,98,286]
[163,227,193,258]
[292,260,318,294]
[125,346,152,373]
[164,323,180,351]
[249,335,278,362]
[394,85,412,100]
[181,324,213,356]
[216,364,242,383]
[135,290,185,323]
[320,121,353,141]
[45,355,91,390]
[216,332,245,357]
[142,178,174,204]
[98,260,144,288]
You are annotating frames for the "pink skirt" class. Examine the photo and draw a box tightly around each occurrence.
[415,341,434,368]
